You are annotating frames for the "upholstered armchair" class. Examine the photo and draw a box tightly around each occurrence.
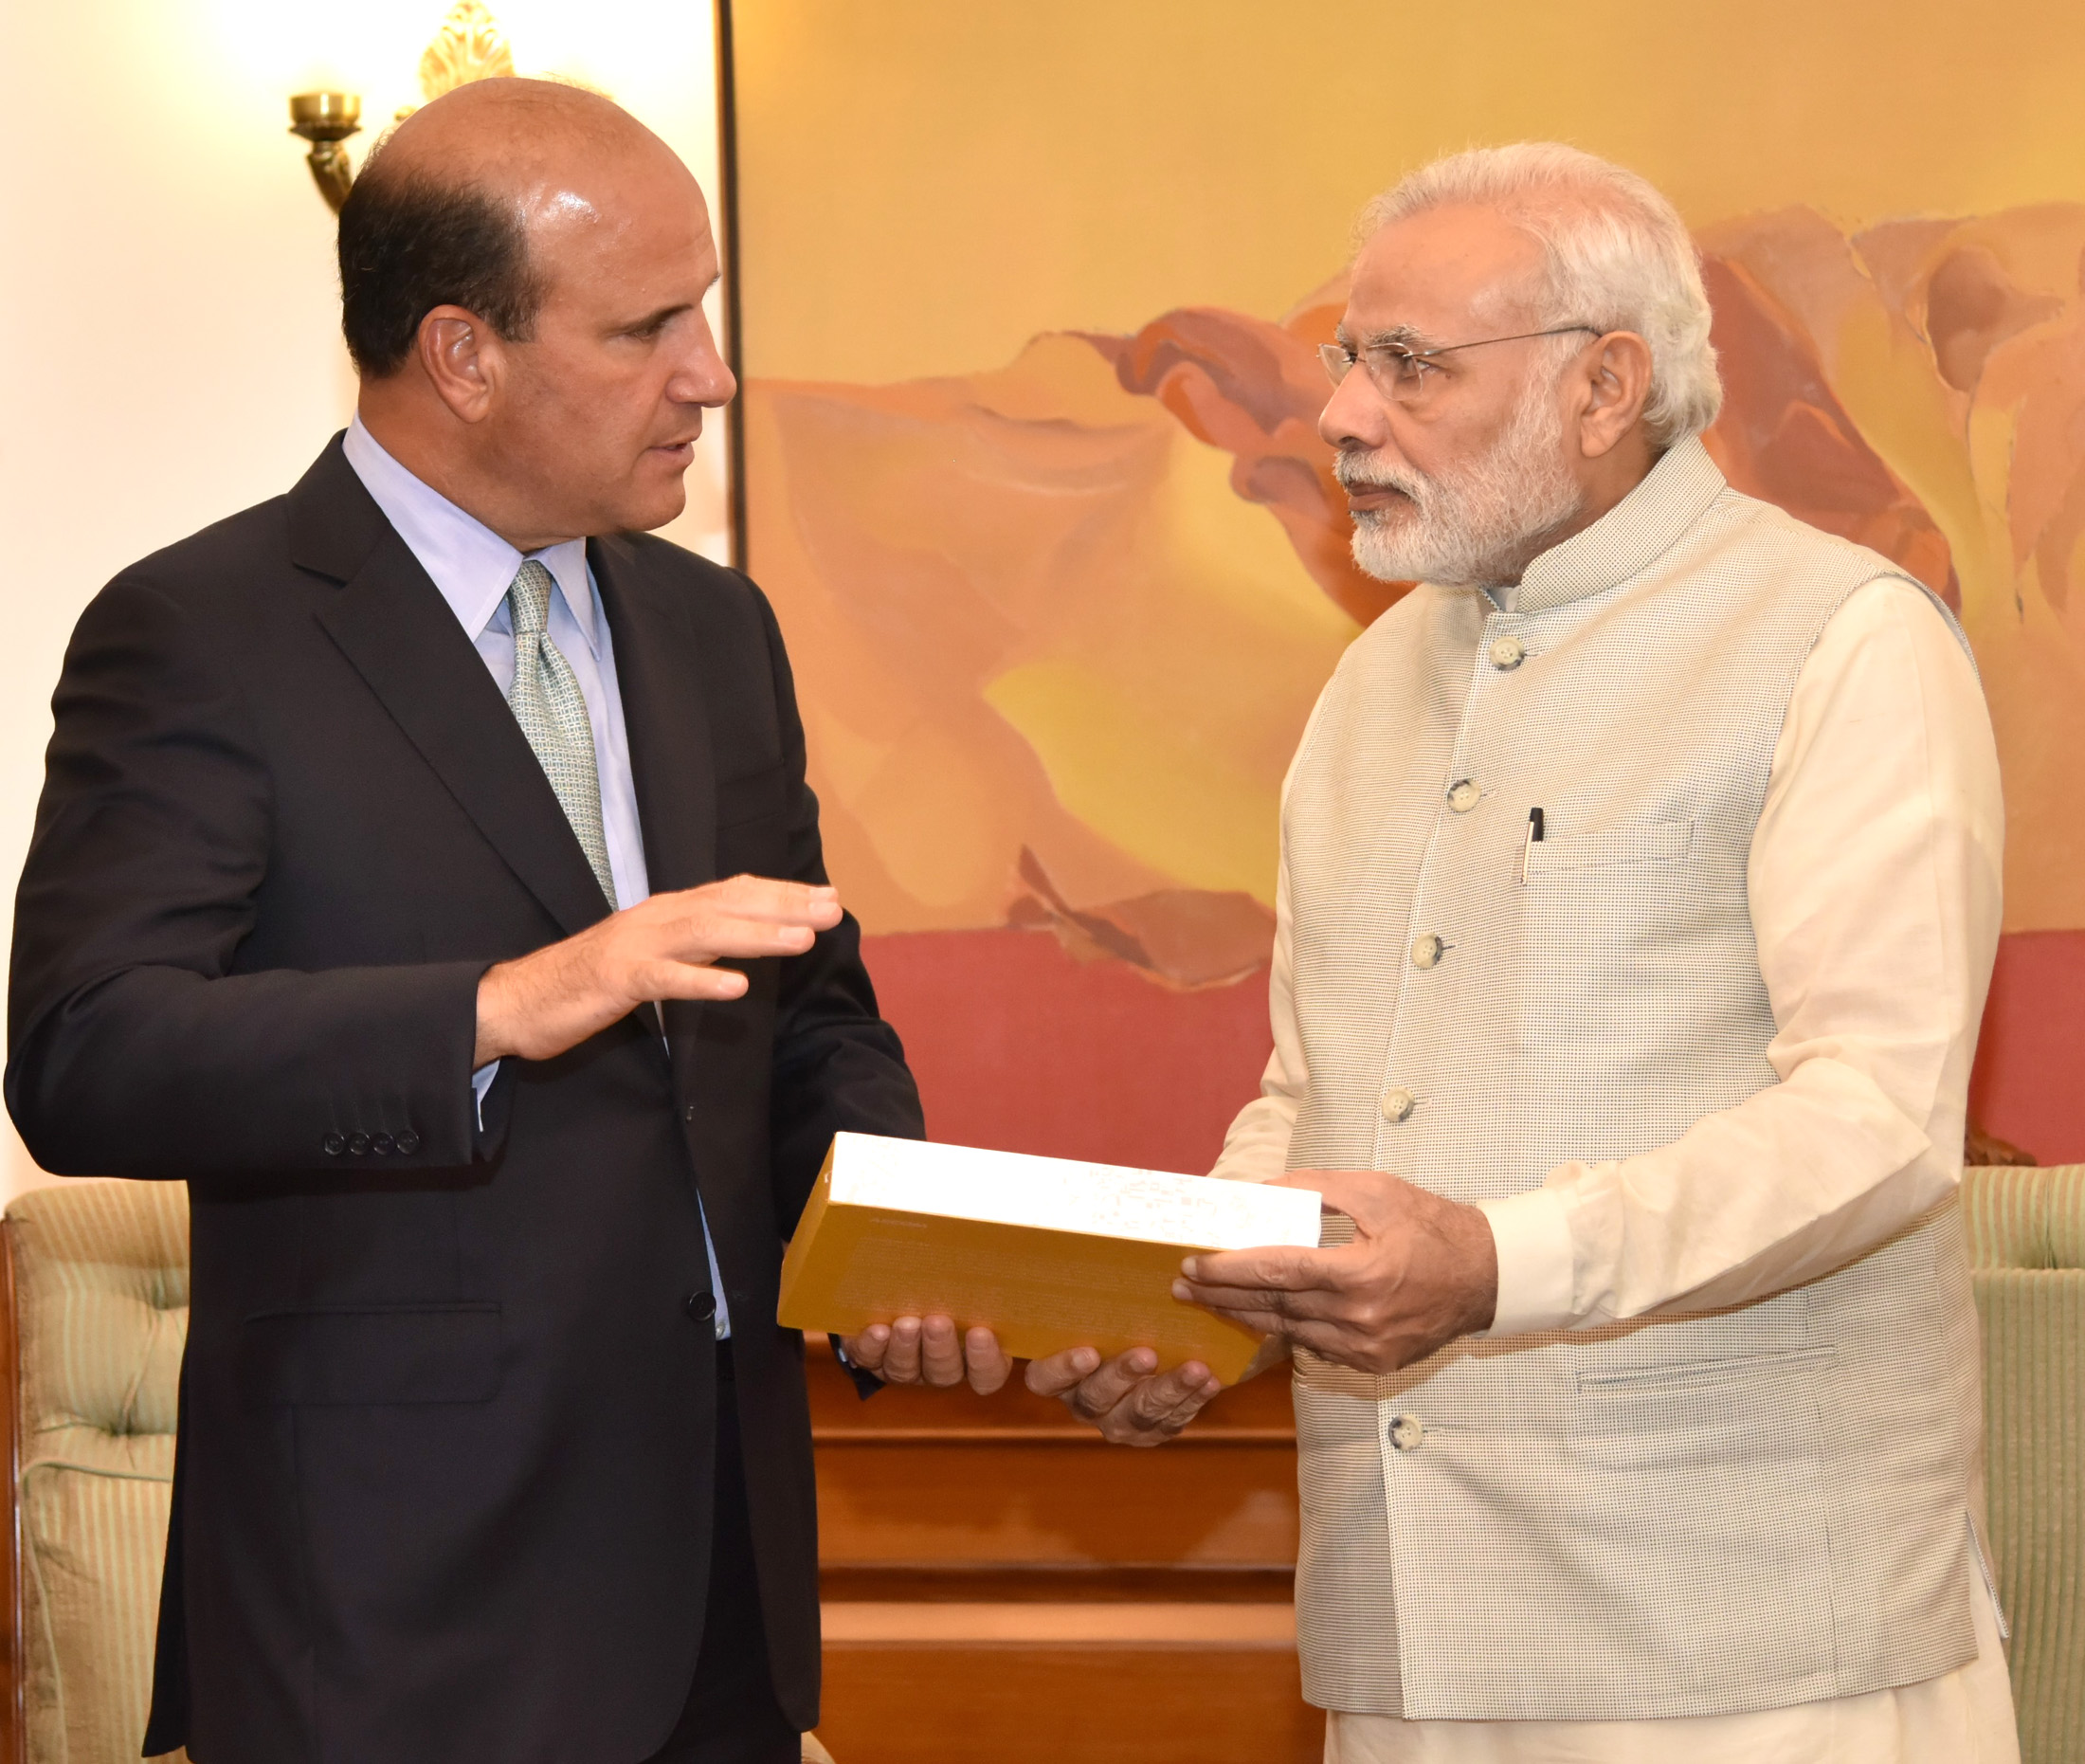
[1964,1162,2085,1764]
[0,1179,187,1764]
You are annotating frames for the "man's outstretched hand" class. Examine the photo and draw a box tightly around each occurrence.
[1025,1346,1224,1446]
[474,874,842,1064]
[1174,1171,1499,1374]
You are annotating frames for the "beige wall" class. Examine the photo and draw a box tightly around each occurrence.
[0,0,728,1202]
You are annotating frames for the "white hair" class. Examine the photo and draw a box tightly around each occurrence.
[1359,142,1722,447]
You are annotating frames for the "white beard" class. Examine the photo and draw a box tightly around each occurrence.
[1340,381,1586,589]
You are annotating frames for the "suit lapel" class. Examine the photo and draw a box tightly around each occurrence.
[590,536,717,897]
[591,536,719,1061]
[293,440,613,939]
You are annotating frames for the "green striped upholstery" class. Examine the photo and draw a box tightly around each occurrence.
[1964,1164,2085,1764]
[1964,1163,2085,1271]
[7,1181,188,1764]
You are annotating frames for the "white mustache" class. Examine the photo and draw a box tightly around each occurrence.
[1334,454,1427,504]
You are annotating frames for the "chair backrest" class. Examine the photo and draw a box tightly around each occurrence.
[1963,1163,2085,1764]
[1,1181,188,1764]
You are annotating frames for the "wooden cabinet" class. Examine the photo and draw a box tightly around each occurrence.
[811,1339,1319,1763]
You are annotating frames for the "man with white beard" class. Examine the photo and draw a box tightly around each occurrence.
[1034,143,2021,1762]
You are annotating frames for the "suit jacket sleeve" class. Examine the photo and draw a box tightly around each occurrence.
[6,573,484,1177]
[748,577,925,1235]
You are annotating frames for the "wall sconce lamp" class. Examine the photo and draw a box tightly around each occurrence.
[287,2,517,214]
[288,93,363,214]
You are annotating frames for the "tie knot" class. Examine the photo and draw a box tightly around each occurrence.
[508,559,555,641]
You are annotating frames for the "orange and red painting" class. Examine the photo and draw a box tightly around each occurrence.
[732,2,2085,1165]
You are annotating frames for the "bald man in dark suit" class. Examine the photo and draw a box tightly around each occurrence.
[8,80,921,1764]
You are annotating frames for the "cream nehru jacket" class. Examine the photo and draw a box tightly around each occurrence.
[1213,438,2001,1722]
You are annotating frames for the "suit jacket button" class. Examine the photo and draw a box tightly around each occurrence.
[321,1133,345,1156]
[371,1133,395,1155]
[348,1133,371,1155]
[683,1291,716,1323]
[396,1130,422,1155]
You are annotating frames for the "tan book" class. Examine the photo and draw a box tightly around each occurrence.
[777,1133,1323,1382]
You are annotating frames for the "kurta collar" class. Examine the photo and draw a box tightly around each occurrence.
[1496,435,1728,617]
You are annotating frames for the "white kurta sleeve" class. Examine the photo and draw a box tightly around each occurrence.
[1478,576,2004,1333]
[1208,851,1305,1187]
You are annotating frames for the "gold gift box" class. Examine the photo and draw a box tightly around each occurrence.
[777,1133,1323,1383]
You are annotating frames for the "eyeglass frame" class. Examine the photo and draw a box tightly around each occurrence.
[1318,325,1603,399]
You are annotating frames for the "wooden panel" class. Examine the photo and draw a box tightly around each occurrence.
[819,1604,1320,1764]
[808,1338,1312,1760]
[823,1565,1292,1602]
[825,1603,1295,1643]
[809,1336,1300,1571]
[818,1438,1297,1568]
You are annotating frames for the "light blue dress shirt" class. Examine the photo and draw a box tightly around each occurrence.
[342,417,731,1337]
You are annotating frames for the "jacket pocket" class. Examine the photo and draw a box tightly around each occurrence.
[1574,1343,1834,1396]
[1514,814,1718,1061]
[1564,1344,1840,1695]
[239,1302,501,1407]
[715,763,788,829]
[715,764,789,878]
[1523,816,1694,875]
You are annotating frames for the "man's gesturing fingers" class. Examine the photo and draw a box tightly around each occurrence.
[690,875,843,930]
[622,877,849,1004]
[475,875,850,1064]
[652,878,840,960]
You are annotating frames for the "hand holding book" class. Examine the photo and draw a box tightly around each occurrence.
[839,1314,1225,1446]
[783,1135,1323,1423]
[837,1314,1012,1393]
[1023,1343,1224,1446]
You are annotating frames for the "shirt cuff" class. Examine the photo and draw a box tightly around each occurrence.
[1476,1186,1578,1335]
[470,1060,500,1131]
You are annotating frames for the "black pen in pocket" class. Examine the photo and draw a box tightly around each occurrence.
[1520,807,1545,883]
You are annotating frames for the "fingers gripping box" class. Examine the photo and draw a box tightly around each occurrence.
[777,1133,1324,1383]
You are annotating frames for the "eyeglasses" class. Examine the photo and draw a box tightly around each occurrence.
[1319,326,1600,404]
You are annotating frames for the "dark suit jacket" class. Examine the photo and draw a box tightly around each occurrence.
[5,437,922,1764]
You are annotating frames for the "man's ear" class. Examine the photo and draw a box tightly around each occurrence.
[413,304,502,425]
[1576,331,1653,461]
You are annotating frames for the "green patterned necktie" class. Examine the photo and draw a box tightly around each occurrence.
[504,559,616,905]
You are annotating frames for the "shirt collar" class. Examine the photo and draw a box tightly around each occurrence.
[1493,435,1729,617]
[341,415,598,656]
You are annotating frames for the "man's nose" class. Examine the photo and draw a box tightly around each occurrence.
[671,322,738,409]
[1318,367,1387,453]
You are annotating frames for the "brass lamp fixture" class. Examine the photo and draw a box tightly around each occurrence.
[287,2,518,213]
[288,92,363,214]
